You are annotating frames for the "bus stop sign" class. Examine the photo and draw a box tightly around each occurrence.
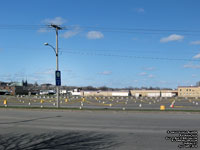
[55,71,61,86]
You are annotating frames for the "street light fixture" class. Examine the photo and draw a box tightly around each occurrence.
[44,24,62,108]
[44,43,56,54]
[44,42,60,108]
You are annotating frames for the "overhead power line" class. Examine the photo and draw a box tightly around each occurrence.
[0,24,200,35]
[0,24,47,30]
[59,48,200,55]
[64,25,200,33]
[3,46,199,55]
[60,50,200,62]
[63,25,200,36]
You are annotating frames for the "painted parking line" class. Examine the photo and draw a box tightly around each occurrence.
[173,106,196,108]
[174,106,184,108]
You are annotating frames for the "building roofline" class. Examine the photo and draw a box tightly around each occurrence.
[178,86,199,88]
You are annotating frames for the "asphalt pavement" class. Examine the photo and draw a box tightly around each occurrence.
[0,109,199,150]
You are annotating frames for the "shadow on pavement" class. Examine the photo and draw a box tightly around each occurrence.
[0,115,62,124]
[0,132,119,150]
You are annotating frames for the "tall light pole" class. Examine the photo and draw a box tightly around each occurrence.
[44,24,62,108]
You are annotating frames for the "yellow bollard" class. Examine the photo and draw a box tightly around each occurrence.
[160,105,165,111]
[3,100,7,105]
[65,98,68,102]
[40,99,44,103]
[82,98,85,102]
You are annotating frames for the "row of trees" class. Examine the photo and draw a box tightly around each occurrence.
[74,86,172,91]
[17,80,174,91]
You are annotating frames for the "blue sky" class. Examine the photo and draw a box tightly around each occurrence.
[0,0,200,88]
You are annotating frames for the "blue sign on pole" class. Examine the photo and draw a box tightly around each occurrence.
[55,71,61,86]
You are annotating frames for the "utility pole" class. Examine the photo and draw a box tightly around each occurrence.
[51,24,62,108]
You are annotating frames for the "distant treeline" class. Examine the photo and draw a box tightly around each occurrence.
[0,81,173,91]
[64,86,173,91]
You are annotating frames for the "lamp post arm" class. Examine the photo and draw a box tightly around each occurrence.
[48,44,56,55]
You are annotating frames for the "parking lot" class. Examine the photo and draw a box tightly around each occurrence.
[0,96,200,149]
[0,95,200,110]
[0,108,199,150]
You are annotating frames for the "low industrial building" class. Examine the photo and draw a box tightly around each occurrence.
[130,90,177,97]
[82,90,130,97]
[0,82,28,95]
[0,89,9,95]
[68,89,130,97]
[68,88,178,97]
[178,86,200,97]
[0,86,27,95]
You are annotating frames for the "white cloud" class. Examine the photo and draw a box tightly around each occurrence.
[28,76,41,82]
[190,40,200,45]
[35,68,54,75]
[62,30,79,38]
[148,74,154,78]
[160,34,184,43]
[192,74,197,78]
[61,26,80,38]
[42,17,66,25]
[86,31,104,39]
[30,69,55,84]
[139,72,147,76]
[158,80,168,84]
[38,17,66,33]
[135,8,145,13]
[14,72,25,78]
[139,71,154,78]
[0,74,12,81]
[144,67,155,71]
[99,71,112,75]
[183,64,200,69]
[193,53,200,59]
[37,28,50,33]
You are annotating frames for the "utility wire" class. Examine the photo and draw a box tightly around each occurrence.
[0,25,46,30]
[59,48,200,55]
[2,46,199,55]
[63,25,200,36]
[60,50,200,62]
[65,25,200,33]
[0,24,200,35]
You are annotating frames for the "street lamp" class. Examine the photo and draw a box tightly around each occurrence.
[44,43,56,54]
[44,42,60,108]
[44,24,62,108]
